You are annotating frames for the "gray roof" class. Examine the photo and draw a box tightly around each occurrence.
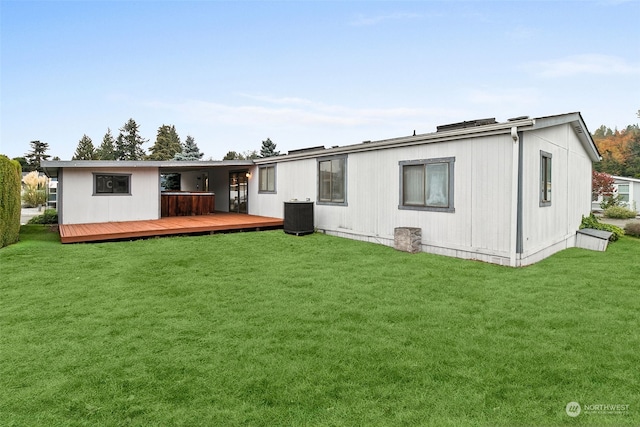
[254,112,600,164]
[41,160,254,177]
[42,112,600,175]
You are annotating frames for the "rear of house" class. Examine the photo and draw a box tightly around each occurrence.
[43,112,598,266]
[251,113,599,266]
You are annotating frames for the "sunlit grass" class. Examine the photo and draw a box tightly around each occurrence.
[1,226,639,426]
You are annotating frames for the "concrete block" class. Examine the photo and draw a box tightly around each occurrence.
[394,227,422,253]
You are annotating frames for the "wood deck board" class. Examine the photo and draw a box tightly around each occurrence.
[59,213,284,243]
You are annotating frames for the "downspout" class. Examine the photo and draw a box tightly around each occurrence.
[516,131,524,256]
[509,127,520,267]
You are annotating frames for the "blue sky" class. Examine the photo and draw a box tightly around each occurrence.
[2,0,639,161]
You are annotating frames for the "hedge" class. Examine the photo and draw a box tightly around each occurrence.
[0,155,22,248]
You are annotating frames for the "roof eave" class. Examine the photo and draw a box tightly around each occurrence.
[531,112,601,162]
[257,118,537,163]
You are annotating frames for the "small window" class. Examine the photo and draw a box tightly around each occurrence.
[540,151,552,206]
[399,157,455,212]
[617,184,630,202]
[94,174,131,195]
[259,165,276,193]
[318,156,347,205]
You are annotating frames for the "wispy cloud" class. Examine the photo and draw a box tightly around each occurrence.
[524,54,640,78]
[349,12,423,27]
[144,94,464,130]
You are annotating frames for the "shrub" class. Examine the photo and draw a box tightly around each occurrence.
[27,209,58,225]
[624,222,640,238]
[22,171,48,207]
[604,205,637,219]
[0,155,22,248]
[600,194,624,209]
[580,213,624,242]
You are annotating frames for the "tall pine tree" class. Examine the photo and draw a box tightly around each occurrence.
[95,129,117,160]
[115,119,147,160]
[72,134,96,160]
[259,138,280,158]
[174,135,204,161]
[148,125,182,160]
[25,140,51,172]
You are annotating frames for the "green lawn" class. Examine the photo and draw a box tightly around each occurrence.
[1,226,639,426]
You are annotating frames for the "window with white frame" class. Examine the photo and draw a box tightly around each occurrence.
[399,157,455,212]
[318,156,346,205]
[540,151,552,206]
[617,184,630,203]
[259,165,276,193]
[94,174,131,195]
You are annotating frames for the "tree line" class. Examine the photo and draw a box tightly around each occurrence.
[14,119,281,172]
[72,118,204,162]
[592,110,640,178]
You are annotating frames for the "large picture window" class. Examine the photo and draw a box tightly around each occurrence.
[259,165,276,193]
[318,156,346,205]
[399,157,455,212]
[94,174,131,195]
[540,151,552,206]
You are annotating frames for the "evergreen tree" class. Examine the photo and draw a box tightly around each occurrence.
[223,151,243,160]
[243,150,258,160]
[96,129,117,160]
[72,134,96,160]
[259,138,280,158]
[115,119,147,160]
[593,125,614,140]
[24,140,50,172]
[148,125,182,160]
[174,135,204,161]
[622,125,640,178]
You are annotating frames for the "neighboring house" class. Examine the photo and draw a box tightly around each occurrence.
[43,112,600,267]
[592,175,640,214]
[47,178,58,209]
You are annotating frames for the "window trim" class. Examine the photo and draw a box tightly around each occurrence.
[399,157,455,213]
[317,155,347,206]
[540,151,552,207]
[616,183,630,203]
[258,164,277,194]
[93,173,132,196]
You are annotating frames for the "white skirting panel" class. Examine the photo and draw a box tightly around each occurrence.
[319,228,515,267]
[516,233,577,267]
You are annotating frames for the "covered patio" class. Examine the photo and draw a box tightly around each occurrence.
[58,213,284,243]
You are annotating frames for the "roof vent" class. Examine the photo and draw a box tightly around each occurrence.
[288,145,325,155]
[436,118,497,132]
[508,116,530,122]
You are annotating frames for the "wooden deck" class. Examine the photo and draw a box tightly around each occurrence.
[58,213,284,243]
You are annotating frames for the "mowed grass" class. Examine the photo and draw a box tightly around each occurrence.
[1,226,639,426]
